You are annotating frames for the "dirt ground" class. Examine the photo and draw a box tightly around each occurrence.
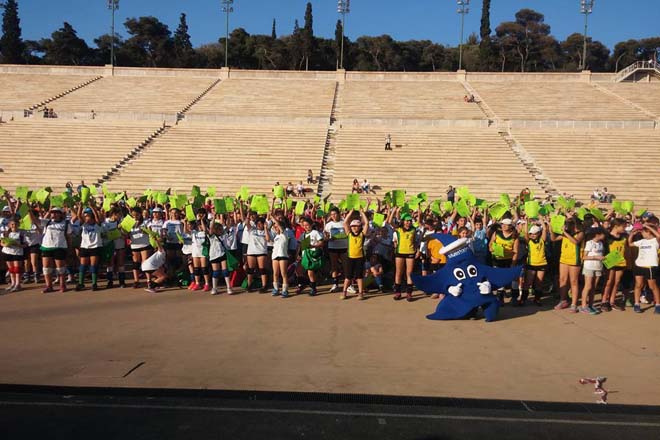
[1,284,658,405]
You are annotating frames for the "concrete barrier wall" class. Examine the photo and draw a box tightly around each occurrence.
[508,120,657,130]
[184,114,329,126]
[345,72,458,81]
[0,64,105,76]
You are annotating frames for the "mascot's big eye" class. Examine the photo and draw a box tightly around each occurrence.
[467,265,478,278]
[453,268,466,280]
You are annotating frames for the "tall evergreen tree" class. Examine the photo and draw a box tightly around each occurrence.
[302,2,314,70]
[271,18,277,39]
[0,0,26,64]
[41,22,90,65]
[173,13,194,67]
[479,0,493,69]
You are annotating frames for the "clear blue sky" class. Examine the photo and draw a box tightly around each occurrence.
[14,0,660,50]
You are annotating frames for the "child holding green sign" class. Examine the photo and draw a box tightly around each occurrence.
[628,220,660,314]
[579,227,606,315]
[73,202,103,292]
[2,218,27,292]
[601,219,628,312]
[550,218,585,312]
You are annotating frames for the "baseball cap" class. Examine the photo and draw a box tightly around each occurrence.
[83,207,93,214]
[529,225,541,234]
[501,218,513,225]
[51,207,63,213]
[1,206,10,212]
[401,213,413,221]
[152,207,164,213]
[350,220,361,227]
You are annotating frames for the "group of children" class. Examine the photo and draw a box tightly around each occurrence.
[1,187,659,316]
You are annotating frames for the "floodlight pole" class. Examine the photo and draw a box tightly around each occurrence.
[221,0,234,68]
[580,0,594,71]
[337,0,351,70]
[457,0,470,71]
[107,0,119,75]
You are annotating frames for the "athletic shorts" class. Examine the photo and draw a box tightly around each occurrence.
[525,265,547,272]
[79,248,101,258]
[210,255,227,264]
[3,254,24,262]
[582,268,602,278]
[274,256,289,261]
[165,243,182,251]
[344,257,365,280]
[41,248,67,260]
[131,245,153,253]
[26,245,41,256]
[247,253,267,258]
[395,253,415,260]
[633,266,660,280]
[608,266,626,272]
[492,259,513,268]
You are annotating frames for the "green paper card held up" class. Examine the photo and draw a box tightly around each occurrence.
[576,207,588,221]
[214,199,227,214]
[239,186,250,200]
[524,200,540,219]
[36,189,50,204]
[622,201,634,214]
[417,192,428,202]
[18,204,29,219]
[156,192,168,205]
[127,197,137,208]
[443,201,453,213]
[499,193,511,207]
[392,190,406,207]
[185,205,196,221]
[273,185,285,199]
[19,215,32,231]
[286,199,294,210]
[191,185,201,198]
[590,208,606,222]
[295,201,306,215]
[602,251,625,269]
[224,197,235,212]
[15,186,29,201]
[491,242,505,258]
[455,199,470,218]
[489,203,508,220]
[81,187,90,204]
[373,213,385,227]
[120,215,136,233]
[550,215,566,234]
[50,195,65,208]
[346,194,361,210]
[430,200,441,215]
[102,197,112,212]
[106,229,121,241]
[206,186,216,198]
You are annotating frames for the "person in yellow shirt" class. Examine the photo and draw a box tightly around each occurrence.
[522,221,548,306]
[488,217,519,304]
[550,217,585,312]
[601,218,628,311]
[341,208,369,300]
[390,208,418,302]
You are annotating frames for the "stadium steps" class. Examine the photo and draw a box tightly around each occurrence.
[591,82,659,121]
[498,129,558,197]
[317,126,337,198]
[460,80,499,122]
[98,124,172,185]
[177,78,222,120]
[29,76,103,112]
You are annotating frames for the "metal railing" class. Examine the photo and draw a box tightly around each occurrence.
[614,60,659,82]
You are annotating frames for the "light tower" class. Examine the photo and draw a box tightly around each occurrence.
[580,0,595,71]
[457,0,470,71]
[107,0,119,74]
[221,0,234,68]
[337,0,350,70]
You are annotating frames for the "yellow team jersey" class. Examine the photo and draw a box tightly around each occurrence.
[608,235,627,268]
[427,239,447,264]
[347,232,365,259]
[493,232,515,260]
[560,235,582,266]
[527,238,547,266]
[395,228,416,255]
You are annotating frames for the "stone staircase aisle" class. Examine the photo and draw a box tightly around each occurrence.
[30,76,103,114]
[317,82,341,197]
[176,78,222,121]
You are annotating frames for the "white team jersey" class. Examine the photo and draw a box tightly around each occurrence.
[80,223,103,249]
[2,231,24,256]
[40,219,71,249]
[246,228,268,255]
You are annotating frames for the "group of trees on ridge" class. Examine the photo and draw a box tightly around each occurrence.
[1,0,658,72]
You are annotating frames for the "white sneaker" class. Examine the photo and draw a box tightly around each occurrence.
[227,287,235,295]
[211,288,219,295]
[329,284,339,293]
[347,285,357,294]
[641,295,650,304]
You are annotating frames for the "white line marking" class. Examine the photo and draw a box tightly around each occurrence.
[1,400,659,428]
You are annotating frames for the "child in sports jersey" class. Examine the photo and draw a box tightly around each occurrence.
[488,217,519,304]
[162,208,184,282]
[104,207,127,289]
[324,207,348,293]
[188,208,211,292]
[128,207,152,289]
[74,204,104,292]
[522,222,548,306]
[142,238,168,293]
[580,227,606,315]
[297,216,324,296]
[265,212,289,298]
[551,218,584,312]
[601,218,628,311]
[341,208,369,300]
[628,220,660,314]
[470,214,489,264]
[38,207,72,293]
[22,209,42,285]
[208,220,232,295]
[1,219,26,292]
[390,208,418,302]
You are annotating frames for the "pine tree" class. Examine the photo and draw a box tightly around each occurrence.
[173,13,194,67]
[0,0,26,64]
[302,2,314,70]
[271,18,277,39]
[479,0,493,69]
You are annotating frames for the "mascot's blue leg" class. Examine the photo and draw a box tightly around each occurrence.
[482,299,500,322]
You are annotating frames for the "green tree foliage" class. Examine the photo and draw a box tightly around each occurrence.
[271,19,276,40]
[173,13,195,67]
[122,16,174,67]
[40,22,91,65]
[302,2,315,70]
[0,0,25,64]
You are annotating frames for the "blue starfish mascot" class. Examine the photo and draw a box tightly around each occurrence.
[412,234,522,322]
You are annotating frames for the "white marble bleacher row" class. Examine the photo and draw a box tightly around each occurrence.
[511,129,660,213]
[0,73,96,111]
[188,79,336,119]
[469,81,652,121]
[600,82,660,118]
[331,127,543,201]
[337,81,485,120]
[0,119,161,191]
[107,123,329,196]
[46,76,219,115]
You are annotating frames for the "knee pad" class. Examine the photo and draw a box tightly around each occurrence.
[221,269,230,278]
[89,266,98,274]
[203,266,210,275]
[194,267,203,277]
[245,268,255,275]
[212,270,221,279]
[57,267,68,276]
[43,267,54,276]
